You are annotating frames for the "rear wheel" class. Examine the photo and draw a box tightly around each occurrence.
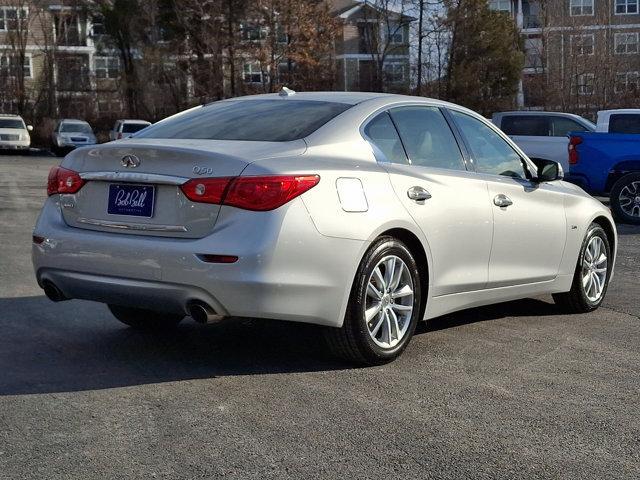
[108,304,184,330]
[324,236,422,365]
[553,223,611,313]
[610,173,640,225]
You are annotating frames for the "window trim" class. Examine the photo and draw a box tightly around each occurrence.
[94,55,120,79]
[614,71,640,93]
[569,0,595,16]
[0,52,32,78]
[0,6,29,32]
[243,62,265,84]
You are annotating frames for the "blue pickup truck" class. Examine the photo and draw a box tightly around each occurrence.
[567,111,640,225]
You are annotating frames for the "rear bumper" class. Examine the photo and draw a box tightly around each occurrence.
[33,196,366,327]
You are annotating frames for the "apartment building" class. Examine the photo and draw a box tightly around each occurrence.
[491,0,640,112]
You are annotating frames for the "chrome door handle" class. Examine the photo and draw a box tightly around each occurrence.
[493,194,513,207]
[407,186,432,201]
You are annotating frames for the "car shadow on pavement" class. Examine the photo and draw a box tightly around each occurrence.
[1,295,562,396]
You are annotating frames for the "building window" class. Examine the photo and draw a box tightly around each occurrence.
[574,73,595,95]
[489,0,512,12]
[570,0,594,15]
[0,53,32,78]
[615,32,639,54]
[243,62,264,84]
[383,63,404,83]
[240,23,266,42]
[616,0,639,13]
[0,6,28,31]
[95,56,120,79]
[386,22,405,44]
[615,71,639,93]
[571,34,595,55]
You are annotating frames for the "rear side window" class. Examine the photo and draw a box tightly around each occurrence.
[551,117,590,137]
[363,112,407,164]
[136,100,352,142]
[122,123,149,133]
[609,114,640,134]
[500,115,549,136]
[388,106,466,171]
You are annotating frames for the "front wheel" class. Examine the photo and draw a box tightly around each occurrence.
[610,173,640,225]
[324,236,422,365]
[108,304,184,330]
[553,223,611,313]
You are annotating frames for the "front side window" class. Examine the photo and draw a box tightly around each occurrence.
[95,56,120,79]
[389,106,466,171]
[550,117,591,136]
[609,114,640,134]
[616,0,639,13]
[136,100,352,142]
[501,115,549,136]
[570,0,594,15]
[363,112,407,164]
[450,110,527,179]
[615,32,639,54]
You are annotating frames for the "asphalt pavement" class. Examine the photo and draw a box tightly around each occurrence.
[1,154,638,479]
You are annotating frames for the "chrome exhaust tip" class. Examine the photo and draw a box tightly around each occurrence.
[188,302,224,324]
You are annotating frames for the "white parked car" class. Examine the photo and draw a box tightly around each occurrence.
[596,109,640,133]
[51,119,97,156]
[34,93,616,365]
[492,111,595,171]
[109,119,152,141]
[0,114,32,153]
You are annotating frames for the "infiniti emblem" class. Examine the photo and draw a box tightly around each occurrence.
[121,154,141,168]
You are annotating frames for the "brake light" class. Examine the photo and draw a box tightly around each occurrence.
[568,136,582,165]
[180,175,320,211]
[47,166,85,195]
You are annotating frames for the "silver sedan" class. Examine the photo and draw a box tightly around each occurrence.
[33,92,616,364]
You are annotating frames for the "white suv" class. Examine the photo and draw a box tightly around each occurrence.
[0,114,32,153]
[109,119,151,141]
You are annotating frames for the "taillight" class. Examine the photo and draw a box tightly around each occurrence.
[180,174,320,211]
[568,136,582,165]
[47,166,85,196]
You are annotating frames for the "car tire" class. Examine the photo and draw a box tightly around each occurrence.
[108,304,184,330]
[610,173,640,225]
[553,223,612,313]
[324,236,422,365]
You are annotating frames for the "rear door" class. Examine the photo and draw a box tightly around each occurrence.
[449,109,566,288]
[365,106,493,296]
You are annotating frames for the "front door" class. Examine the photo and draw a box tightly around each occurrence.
[449,110,566,287]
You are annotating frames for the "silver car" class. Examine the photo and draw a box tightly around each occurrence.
[52,119,97,156]
[33,92,616,364]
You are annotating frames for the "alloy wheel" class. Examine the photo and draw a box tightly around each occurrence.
[365,255,414,349]
[618,181,640,218]
[582,235,608,302]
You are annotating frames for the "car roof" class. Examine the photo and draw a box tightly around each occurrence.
[117,119,151,123]
[59,118,90,123]
[0,113,22,118]
[598,109,640,115]
[494,111,585,118]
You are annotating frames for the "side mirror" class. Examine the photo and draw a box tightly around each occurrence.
[530,158,564,182]
[27,125,33,132]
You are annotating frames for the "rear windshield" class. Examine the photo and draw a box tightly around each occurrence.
[136,100,352,142]
[609,114,640,134]
[0,119,25,129]
[123,123,150,133]
[60,123,92,133]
